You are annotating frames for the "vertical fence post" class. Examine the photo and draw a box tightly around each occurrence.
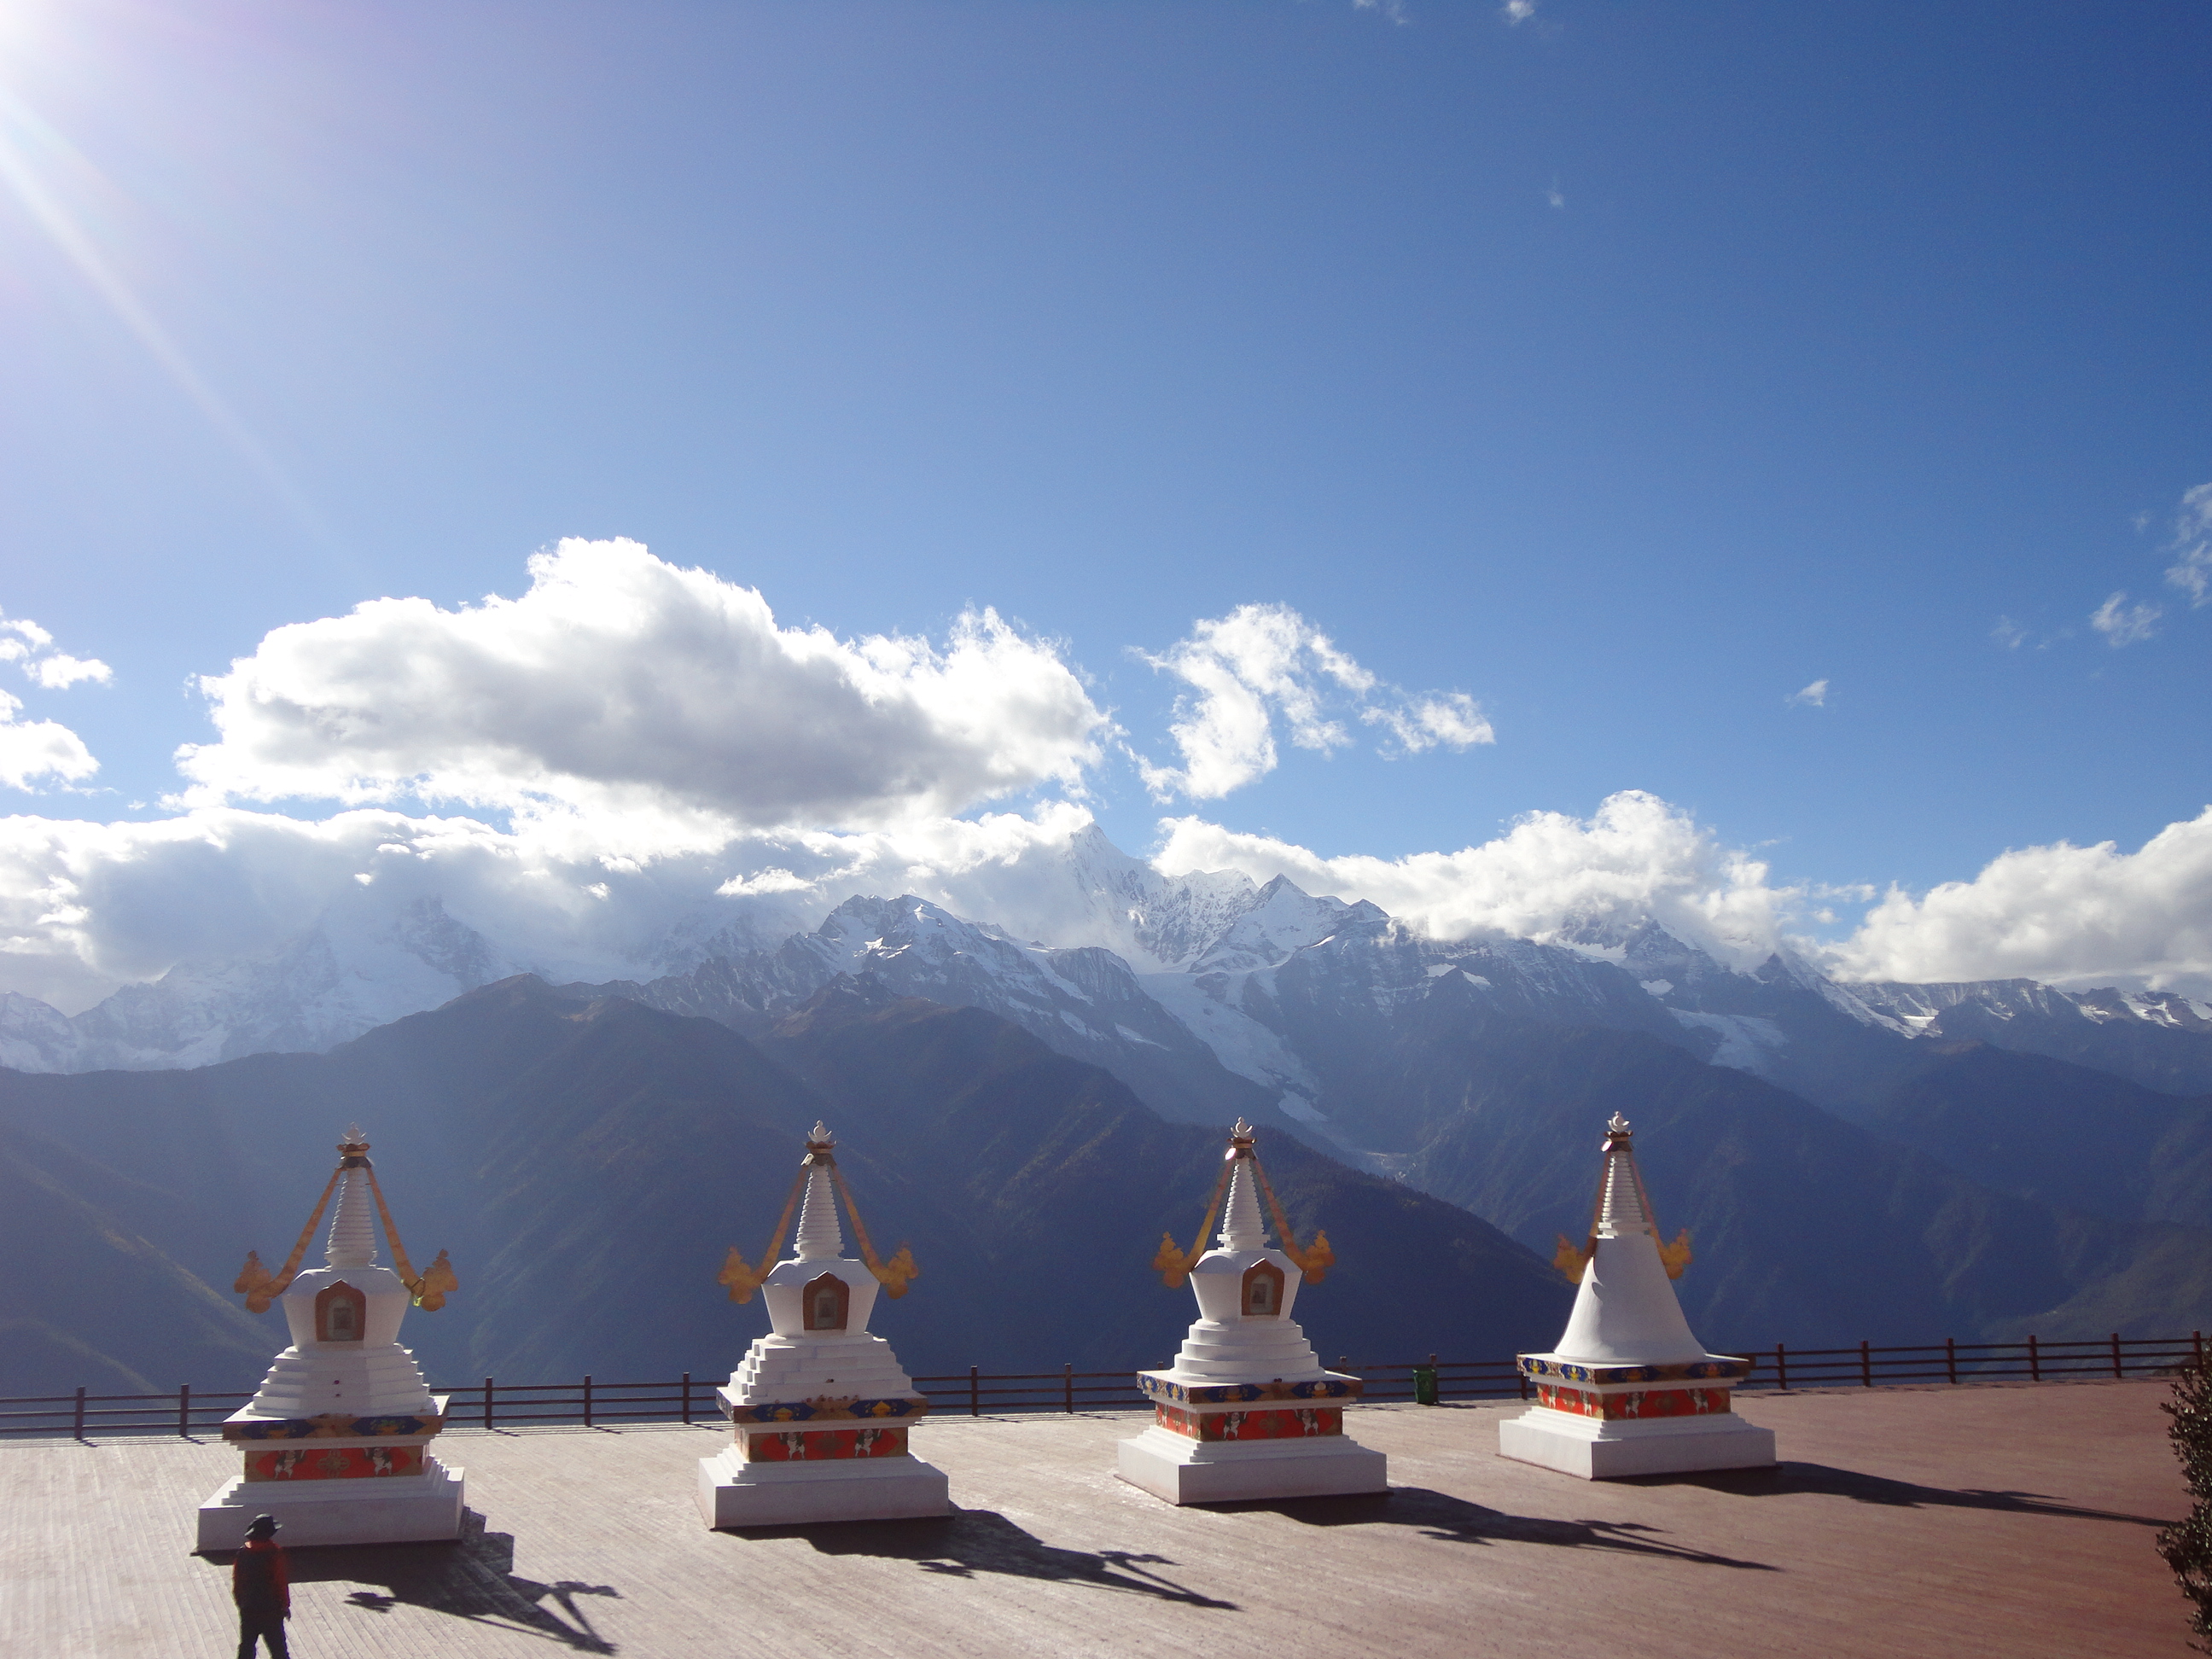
[681,1372,692,1426]
[484,1377,495,1431]
[178,1383,191,1437]
[583,1374,594,1429]
[1860,1342,1871,1388]
[2112,1333,2123,1379]
[1947,1337,1958,1386]
[73,1386,86,1441]
[1777,1342,1788,1392]
[969,1365,980,1418]
[2197,1330,2204,1371]
[2029,1335,2040,1382]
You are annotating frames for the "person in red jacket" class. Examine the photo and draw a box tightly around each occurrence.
[231,1513,291,1658]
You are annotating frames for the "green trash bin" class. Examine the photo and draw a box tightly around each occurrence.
[1412,1359,1439,1406]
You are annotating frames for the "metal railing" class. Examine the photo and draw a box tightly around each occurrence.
[4,1332,2202,1440]
[1734,1331,2208,1392]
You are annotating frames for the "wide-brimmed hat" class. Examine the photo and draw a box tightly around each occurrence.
[245,1514,280,1538]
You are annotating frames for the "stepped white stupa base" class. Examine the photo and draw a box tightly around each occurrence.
[696,1445,949,1527]
[195,1459,466,1551]
[1116,1424,1387,1504]
[1499,1406,1775,1480]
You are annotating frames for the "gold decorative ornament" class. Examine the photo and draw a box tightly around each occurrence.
[1557,1114,1691,1284]
[1156,1120,1336,1287]
[719,1123,920,1302]
[233,1128,457,1314]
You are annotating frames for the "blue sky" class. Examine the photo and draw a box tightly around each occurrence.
[1,0,2209,1004]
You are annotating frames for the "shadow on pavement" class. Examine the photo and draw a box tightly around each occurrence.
[1626,1459,2178,1528]
[201,1509,621,1652]
[719,1504,1239,1610]
[1204,1486,1779,1570]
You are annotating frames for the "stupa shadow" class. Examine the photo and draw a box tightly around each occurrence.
[205,1510,624,1652]
[1625,1459,2176,1527]
[729,1504,1240,1610]
[1204,1487,1779,1570]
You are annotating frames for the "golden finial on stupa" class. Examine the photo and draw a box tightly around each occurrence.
[1154,1120,1335,1287]
[1554,1113,1691,1283]
[231,1126,457,1313]
[719,1123,918,1305]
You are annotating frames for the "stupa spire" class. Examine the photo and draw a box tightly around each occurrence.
[1595,1113,1656,1237]
[1216,1121,1269,1250]
[1155,1120,1333,1287]
[231,1126,454,1313]
[793,1123,846,1261]
[719,1121,919,1304]
[324,1126,378,1269]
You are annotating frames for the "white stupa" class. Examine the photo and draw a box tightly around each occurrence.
[697,1123,948,1527]
[1119,1121,1386,1505]
[1499,1114,1776,1479]
[197,1127,464,1550]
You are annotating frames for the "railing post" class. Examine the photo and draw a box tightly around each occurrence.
[583,1374,594,1429]
[178,1383,191,1437]
[73,1386,86,1441]
[484,1376,495,1431]
[1516,1363,1528,1400]
[1946,1336,1957,1386]
[682,1372,692,1426]
[1777,1342,1788,1392]
[1063,1362,1074,1415]
[969,1365,979,1418]
[2029,1335,2040,1382]
[1860,1341,1871,1388]
[2197,1330,2204,1371]
[2111,1332,2123,1379]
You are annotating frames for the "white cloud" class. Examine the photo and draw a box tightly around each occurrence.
[173,538,1109,839]
[1155,789,1794,970]
[1134,602,1490,800]
[714,867,814,898]
[1828,808,2212,994]
[29,653,112,689]
[2,614,55,651]
[2166,481,2212,607]
[0,796,1113,1013]
[1992,616,2028,649]
[2172,549,2212,607]
[0,609,110,689]
[1503,0,1537,21]
[1545,180,1565,209]
[0,690,97,792]
[2089,591,2162,648]
[1788,678,1828,707]
[1157,794,2212,997]
[1364,693,1495,753]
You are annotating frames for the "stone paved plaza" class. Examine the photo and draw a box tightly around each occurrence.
[1,1382,2188,1657]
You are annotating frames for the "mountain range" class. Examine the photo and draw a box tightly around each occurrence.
[0,976,1569,1397]
[5,824,2211,1398]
